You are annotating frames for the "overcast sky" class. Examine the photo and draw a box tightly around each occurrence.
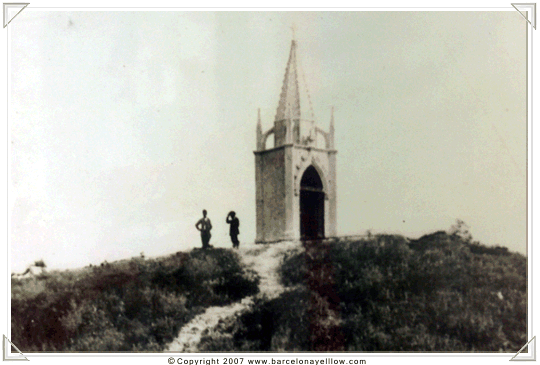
[9,10,527,272]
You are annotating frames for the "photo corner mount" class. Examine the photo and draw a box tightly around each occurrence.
[3,3,28,29]
[512,3,537,29]
[511,336,536,361]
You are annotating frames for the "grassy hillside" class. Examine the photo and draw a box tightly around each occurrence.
[11,248,259,352]
[198,232,527,352]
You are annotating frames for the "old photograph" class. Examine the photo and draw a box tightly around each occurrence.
[8,9,529,354]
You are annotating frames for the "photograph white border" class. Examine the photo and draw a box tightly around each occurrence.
[1,1,535,364]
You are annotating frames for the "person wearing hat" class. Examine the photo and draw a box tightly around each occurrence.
[226,211,240,249]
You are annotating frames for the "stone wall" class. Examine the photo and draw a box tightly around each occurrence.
[255,147,286,242]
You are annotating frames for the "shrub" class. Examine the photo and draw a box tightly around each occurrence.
[228,232,526,352]
[12,248,259,352]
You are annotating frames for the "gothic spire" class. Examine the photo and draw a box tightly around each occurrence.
[275,40,301,122]
[329,106,335,149]
[330,106,335,133]
[256,108,263,150]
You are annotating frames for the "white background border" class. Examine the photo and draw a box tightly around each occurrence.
[1,1,535,364]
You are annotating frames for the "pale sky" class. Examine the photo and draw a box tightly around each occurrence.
[9,10,527,272]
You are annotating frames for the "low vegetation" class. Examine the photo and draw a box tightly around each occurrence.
[198,231,527,352]
[11,248,259,352]
[12,224,527,353]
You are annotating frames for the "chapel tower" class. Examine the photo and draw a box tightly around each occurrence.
[254,39,337,243]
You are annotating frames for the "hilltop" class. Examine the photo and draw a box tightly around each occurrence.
[11,230,527,352]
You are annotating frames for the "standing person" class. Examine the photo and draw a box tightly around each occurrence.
[195,209,213,249]
[226,211,240,249]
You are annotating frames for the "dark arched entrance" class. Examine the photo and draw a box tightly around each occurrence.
[300,165,325,240]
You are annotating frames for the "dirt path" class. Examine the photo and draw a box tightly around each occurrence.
[166,241,300,352]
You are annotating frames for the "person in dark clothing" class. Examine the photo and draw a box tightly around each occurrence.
[195,209,213,249]
[226,211,240,249]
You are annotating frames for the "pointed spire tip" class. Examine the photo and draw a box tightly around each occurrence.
[290,24,297,42]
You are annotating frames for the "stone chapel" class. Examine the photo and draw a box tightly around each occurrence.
[254,39,337,243]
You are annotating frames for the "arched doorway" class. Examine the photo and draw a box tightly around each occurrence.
[300,165,325,240]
